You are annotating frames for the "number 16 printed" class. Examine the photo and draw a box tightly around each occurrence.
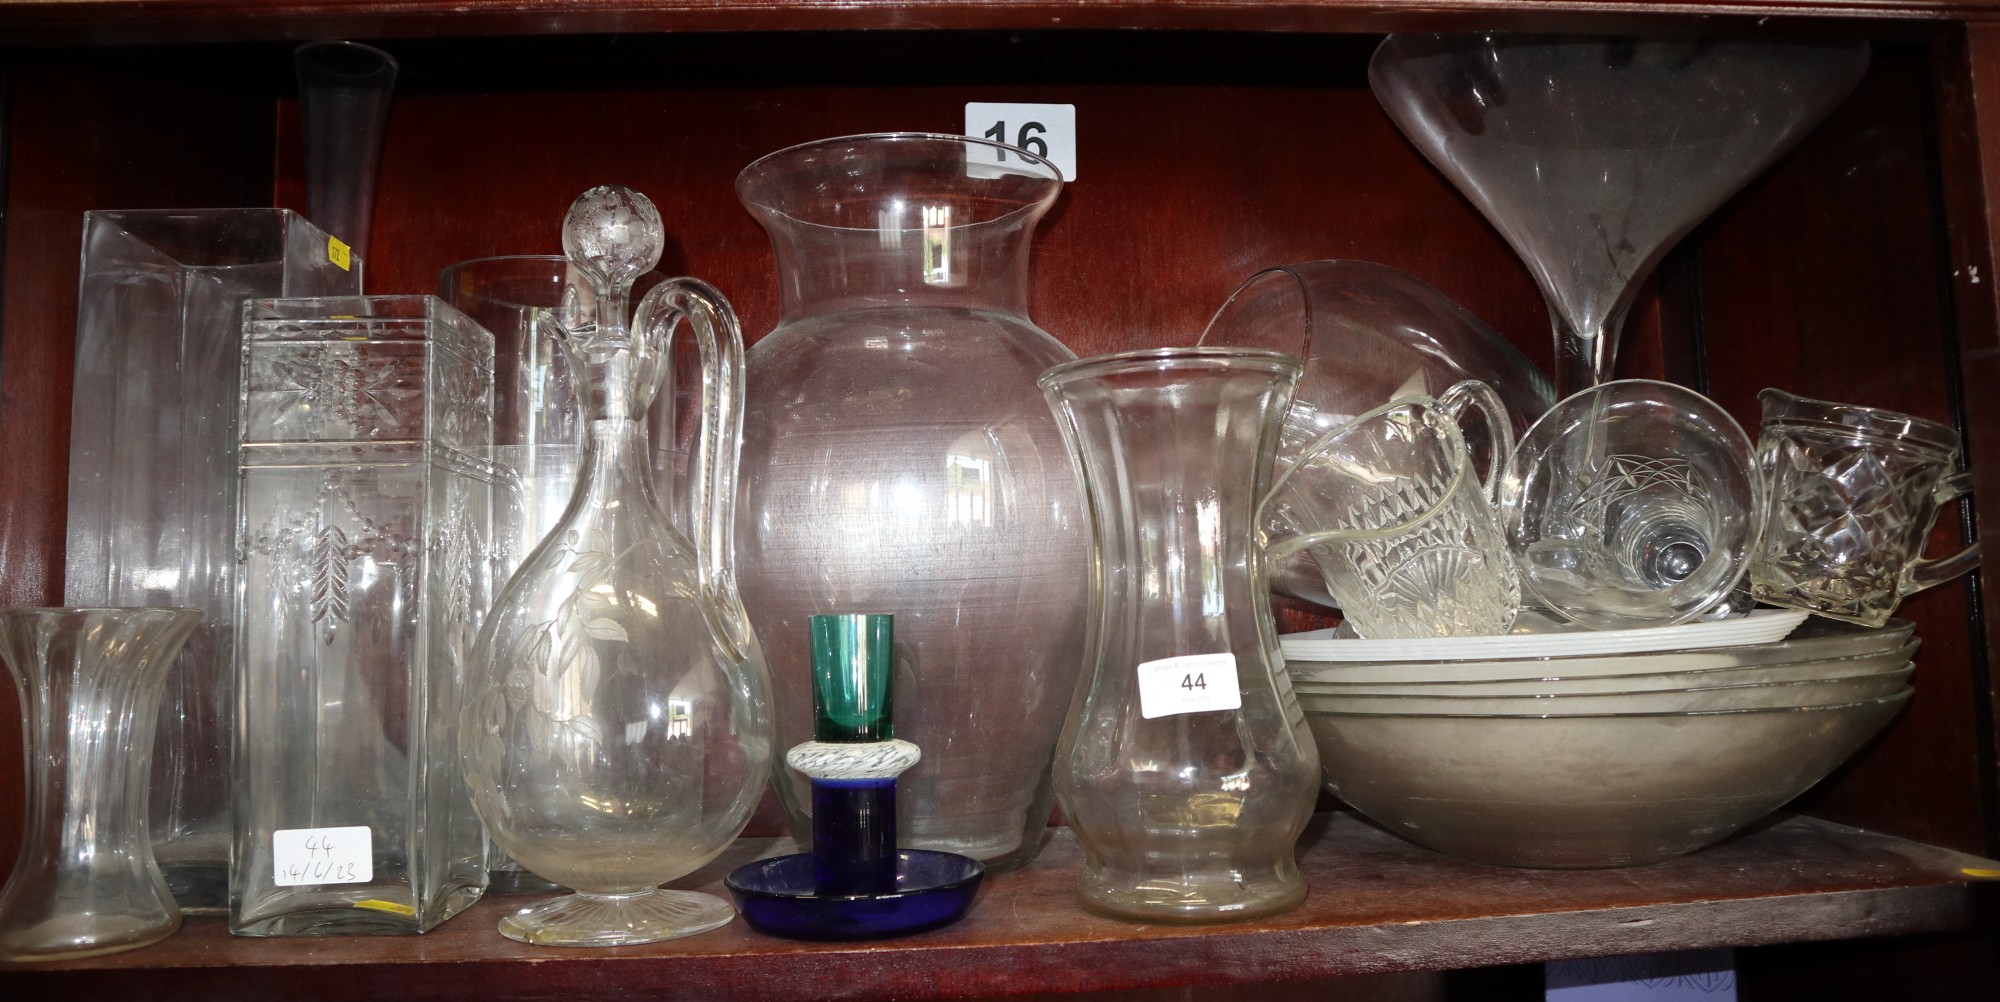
[965,103,1077,182]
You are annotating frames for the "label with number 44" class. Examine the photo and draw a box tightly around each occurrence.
[273,825,372,887]
[965,102,1077,182]
[1135,653,1242,719]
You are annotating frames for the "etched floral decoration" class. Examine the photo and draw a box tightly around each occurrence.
[457,186,771,948]
[232,295,496,935]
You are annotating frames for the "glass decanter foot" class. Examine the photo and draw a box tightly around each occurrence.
[497,889,735,947]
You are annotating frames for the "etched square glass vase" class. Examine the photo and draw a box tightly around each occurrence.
[230,295,495,935]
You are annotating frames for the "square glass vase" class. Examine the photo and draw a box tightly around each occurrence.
[64,208,362,913]
[230,295,496,935]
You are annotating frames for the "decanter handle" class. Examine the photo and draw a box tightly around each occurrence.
[633,277,752,655]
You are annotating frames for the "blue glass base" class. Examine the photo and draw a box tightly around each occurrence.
[724,849,983,941]
[811,778,898,895]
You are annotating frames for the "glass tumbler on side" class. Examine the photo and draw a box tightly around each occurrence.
[1041,347,1321,923]
[735,133,1090,872]
[65,208,360,913]
[1499,379,1762,630]
[231,296,496,936]
[458,187,771,947]
[1752,388,1980,627]
[0,607,201,961]
[1198,260,1554,610]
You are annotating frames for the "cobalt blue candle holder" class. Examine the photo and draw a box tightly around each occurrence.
[725,614,983,940]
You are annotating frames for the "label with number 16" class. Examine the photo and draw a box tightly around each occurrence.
[964,102,1077,182]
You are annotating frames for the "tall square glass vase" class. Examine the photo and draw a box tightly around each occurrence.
[64,209,361,913]
[230,296,495,935]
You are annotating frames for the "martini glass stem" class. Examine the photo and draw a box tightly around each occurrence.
[1552,312,1623,398]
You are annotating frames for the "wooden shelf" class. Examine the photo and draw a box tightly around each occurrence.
[0,0,1990,48]
[7,813,1996,1000]
[2,3,2000,996]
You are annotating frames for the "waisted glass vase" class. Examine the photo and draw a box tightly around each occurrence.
[460,277,771,947]
[0,607,201,961]
[1039,348,1321,923]
[735,133,1091,872]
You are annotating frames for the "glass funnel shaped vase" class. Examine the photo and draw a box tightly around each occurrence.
[1369,34,1869,394]
[1040,348,1321,923]
[735,133,1090,872]
[0,607,201,961]
[460,275,771,948]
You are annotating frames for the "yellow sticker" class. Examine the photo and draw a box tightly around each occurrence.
[327,236,352,272]
[1962,868,2000,879]
[354,898,417,916]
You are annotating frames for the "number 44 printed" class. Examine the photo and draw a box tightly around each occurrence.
[965,103,1077,182]
[1136,653,1242,719]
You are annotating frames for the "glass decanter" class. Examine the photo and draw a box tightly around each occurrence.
[459,187,771,947]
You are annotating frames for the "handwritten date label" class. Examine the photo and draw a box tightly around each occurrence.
[273,825,372,887]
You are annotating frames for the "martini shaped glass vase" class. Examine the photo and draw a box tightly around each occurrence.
[1369,33,1869,395]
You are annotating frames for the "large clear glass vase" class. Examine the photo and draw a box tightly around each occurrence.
[735,133,1091,872]
[459,278,771,947]
[1039,348,1320,922]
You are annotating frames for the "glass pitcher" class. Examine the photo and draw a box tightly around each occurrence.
[735,133,1090,872]
[459,269,771,947]
[1040,347,1321,923]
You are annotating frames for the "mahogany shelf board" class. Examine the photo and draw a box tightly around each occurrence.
[0,0,1969,48]
[5,813,1996,1000]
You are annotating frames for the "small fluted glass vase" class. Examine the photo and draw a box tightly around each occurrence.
[0,607,201,961]
[1039,348,1321,923]
[460,277,771,947]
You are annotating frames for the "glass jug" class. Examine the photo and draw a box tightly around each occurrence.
[459,259,771,946]
[735,133,1090,872]
[1040,347,1321,923]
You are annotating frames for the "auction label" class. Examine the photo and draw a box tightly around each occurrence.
[273,825,372,886]
[1136,652,1241,719]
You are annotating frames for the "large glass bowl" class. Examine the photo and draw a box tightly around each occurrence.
[1305,690,1911,867]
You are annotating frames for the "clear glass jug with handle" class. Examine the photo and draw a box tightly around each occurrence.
[459,187,771,947]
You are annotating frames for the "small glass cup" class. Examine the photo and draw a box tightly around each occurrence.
[1499,379,1760,630]
[1264,380,1521,639]
[1751,388,1979,627]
